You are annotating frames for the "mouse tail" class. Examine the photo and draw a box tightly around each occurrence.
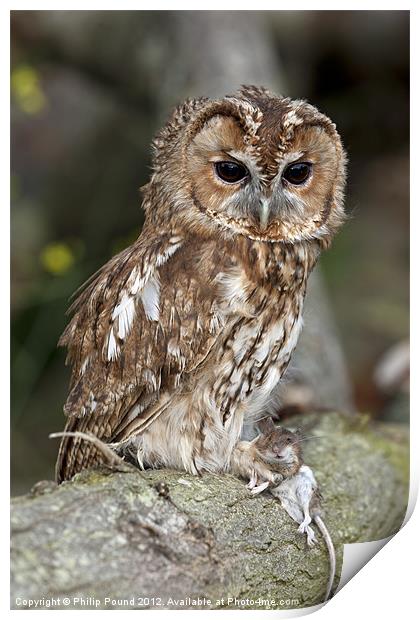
[314,515,336,602]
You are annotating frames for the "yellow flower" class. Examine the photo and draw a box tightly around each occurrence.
[11,65,47,115]
[40,243,75,275]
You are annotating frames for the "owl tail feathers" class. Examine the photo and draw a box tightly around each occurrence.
[50,430,133,483]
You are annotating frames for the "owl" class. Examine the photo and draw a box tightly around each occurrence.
[56,85,346,485]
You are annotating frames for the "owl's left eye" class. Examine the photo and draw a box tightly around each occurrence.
[282,162,312,185]
[214,161,249,184]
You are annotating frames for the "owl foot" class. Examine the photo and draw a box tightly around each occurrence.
[251,480,270,495]
[230,440,276,493]
[248,470,283,494]
[247,469,258,490]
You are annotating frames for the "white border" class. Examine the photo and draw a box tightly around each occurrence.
[4,3,416,619]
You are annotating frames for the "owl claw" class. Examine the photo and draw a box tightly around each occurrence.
[251,481,270,495]
[231,440,276,492]
[247,469,258,489]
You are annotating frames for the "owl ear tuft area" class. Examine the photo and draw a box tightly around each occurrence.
[151,96,209,164]
[237,84,272,100]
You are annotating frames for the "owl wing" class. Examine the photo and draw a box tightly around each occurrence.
[56,228,226,481]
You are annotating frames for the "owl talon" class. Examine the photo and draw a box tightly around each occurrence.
[247,469,258,489]
[251,481,270,495]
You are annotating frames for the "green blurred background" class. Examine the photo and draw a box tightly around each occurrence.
[11,11,409,494]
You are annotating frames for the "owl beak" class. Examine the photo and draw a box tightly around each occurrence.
[259,199,271,231]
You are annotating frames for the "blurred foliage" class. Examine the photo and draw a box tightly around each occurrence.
[10,11,409,493]
[11,64,47,115]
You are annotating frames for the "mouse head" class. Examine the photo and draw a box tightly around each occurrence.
[255,417,303,466]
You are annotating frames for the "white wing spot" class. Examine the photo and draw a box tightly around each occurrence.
[107,238,182,353]
[156,241,183,266]
[141,275,160,321]
[106,328,120,361]
[112,293,136,339]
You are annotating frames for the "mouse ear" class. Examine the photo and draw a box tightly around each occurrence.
[257,417,276,434]
[294,426,304,437]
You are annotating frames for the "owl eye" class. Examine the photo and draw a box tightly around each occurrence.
[214,161,249,184]
[282,162,312,185]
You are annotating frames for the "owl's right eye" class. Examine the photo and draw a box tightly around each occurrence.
[214,161,249,184]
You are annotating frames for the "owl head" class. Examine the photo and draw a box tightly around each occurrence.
[146,85,347,245]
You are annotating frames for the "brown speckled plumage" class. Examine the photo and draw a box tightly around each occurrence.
[56,86,346,483]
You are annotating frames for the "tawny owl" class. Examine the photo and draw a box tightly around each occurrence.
[56,85,346,484]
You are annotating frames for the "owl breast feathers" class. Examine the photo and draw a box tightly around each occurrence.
[56,85,346,483]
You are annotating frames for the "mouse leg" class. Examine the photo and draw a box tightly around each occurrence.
[302,524,317,546]
[297,500,313,533]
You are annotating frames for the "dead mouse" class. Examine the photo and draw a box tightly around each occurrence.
[251,416,337,602]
